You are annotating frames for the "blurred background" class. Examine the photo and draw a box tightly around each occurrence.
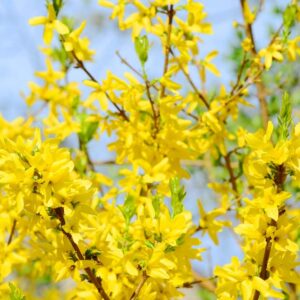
[0,0,290,298]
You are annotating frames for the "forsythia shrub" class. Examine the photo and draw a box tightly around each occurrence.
[1,0,300,299]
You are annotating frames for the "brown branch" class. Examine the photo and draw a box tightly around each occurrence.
[160,4,175,98]
[31,102,48,117]
[182,273,216,293]
[78,137,96,172]
[170,49,210,109]
[7,219,17,245]
[252,223,274,300]
[252,165,287,300]
[54,208,110,300]
[240,0,268,129]
[116,50,200,122]
[116,51,159,91]
[226,68,263,107]
[193,225,207,233]
[224,151,241,207]
[116,51,160,134]
[183,109,199,121]
[69,49,129,122]
[224,153,238,193]
[116,51,144,79]
[144,77,160,137]
[130,271,148,300]
[230,53,249,96]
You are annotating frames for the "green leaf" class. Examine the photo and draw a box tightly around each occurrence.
[85,247,101,260]
[277,91,292,141]
[145,240,155,249]
[169,177,186,217]
[176,234,185,246]
[51,47,66,65]
[164,244,176,253]
[77,112,99,145]
[152,195,161,219]
[9,283,26,300]
[134,35,149,66]
[36,273,52,285]
[74,154,88,175]
[52,0,64,16]
[119,195,136,226]
[283,4,297,42]
[198,289,216,300]
[61,16,74,31]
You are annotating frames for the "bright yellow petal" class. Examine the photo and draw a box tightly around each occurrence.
[54,20,69,35]
[44,24,53,44]
[83,80,100,89]
[28,16,47,26]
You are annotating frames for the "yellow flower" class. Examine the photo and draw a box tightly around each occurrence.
[287,36,300,61]
[63,21,95,61]
[197,200,230,244]
[259,39,284,69]
[241,37,253,52]
[199,50,221,82]
[242,1,255,24]
[29,4,69,44]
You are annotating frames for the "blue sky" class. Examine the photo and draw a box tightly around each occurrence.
[0,0,284,120]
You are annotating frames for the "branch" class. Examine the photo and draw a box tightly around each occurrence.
[129,271,148,300]
[116,51,144,79]
[252,165,287,300]
[116,51,160,135]
[180,273,216,293]
[240,0,268,129]
[7,219,17,245]
[224,153,238,193]
[69,48,129,122]
[170,49,210,109]
[116,51,159,91]
[143,73,160,137]
[78,137,96,172]
[223,150,241,207]
[160,4,175,98]
[54,208,110,300]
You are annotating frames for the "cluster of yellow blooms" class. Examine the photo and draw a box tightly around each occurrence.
[1,0,300,299]
[216,120,300,299]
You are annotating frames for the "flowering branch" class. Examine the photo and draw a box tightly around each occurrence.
[252,164,287,300]
[239,0,269,129]
[129,271,148,300]
[54,207,110,300]
[70,47,129,122]
[160,4,175,98]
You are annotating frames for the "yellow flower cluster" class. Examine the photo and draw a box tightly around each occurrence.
[1,0,300,299]
[215,122,300,299]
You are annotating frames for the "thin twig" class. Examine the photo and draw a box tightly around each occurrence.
[7,219,17,245]
[224,151,241,207]
[54,207,110,300]
[240,0,268,128]
[116,50,159,133]
[181,273,216,293]
[170,49,210,109]
[116,51,159,91]
[130,271,148,300]
[116,51,144,79]
[252,165,287,300]
[68,47,129,121]
[224,153,238,193]
[160,4,175,98]
[78,137,95,172]
[230,53,249,96]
